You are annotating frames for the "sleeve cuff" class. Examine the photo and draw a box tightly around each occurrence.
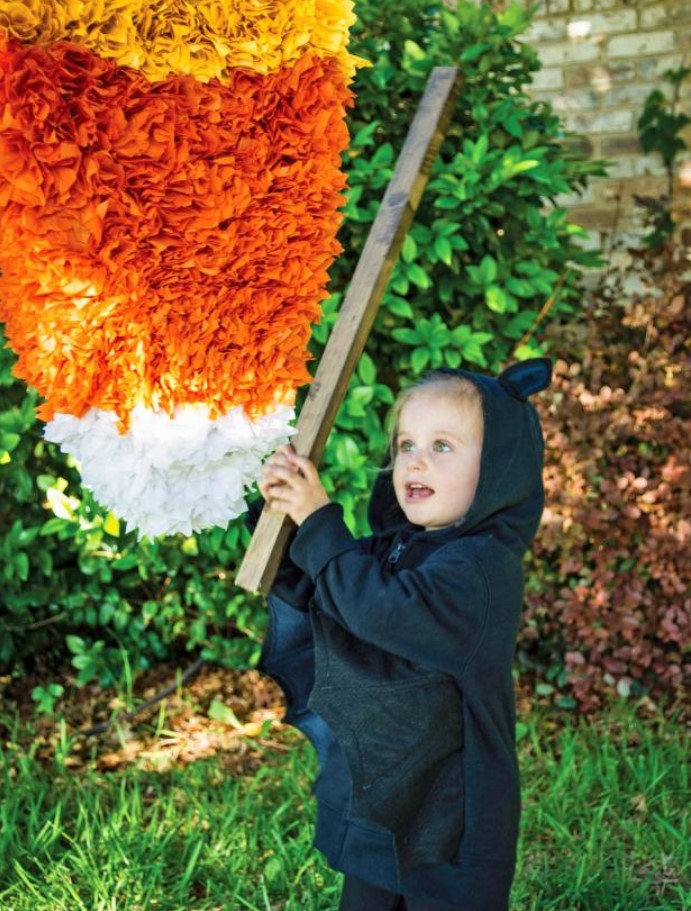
[290,503,359,580]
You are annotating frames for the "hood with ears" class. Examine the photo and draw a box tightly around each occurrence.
[367,357,552,556]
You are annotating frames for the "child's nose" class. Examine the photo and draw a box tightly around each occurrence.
[408,449,429,470]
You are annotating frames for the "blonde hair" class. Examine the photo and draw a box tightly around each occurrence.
[387,372,483,461]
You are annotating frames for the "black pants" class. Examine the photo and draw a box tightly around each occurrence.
[338,876,460,911]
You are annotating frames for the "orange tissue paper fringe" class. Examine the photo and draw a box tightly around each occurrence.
[0,33,353,427]
[0,0,362,535]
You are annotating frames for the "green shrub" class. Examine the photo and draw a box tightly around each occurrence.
[0,330,265,681]
[636,65,691,246]
[1,1,601,689]
[318,0,603,529]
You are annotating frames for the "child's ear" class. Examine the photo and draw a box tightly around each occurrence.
[498,358,552,401]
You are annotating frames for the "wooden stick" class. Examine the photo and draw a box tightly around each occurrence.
[235,66,463,594]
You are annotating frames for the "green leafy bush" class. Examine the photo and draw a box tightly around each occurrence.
[0,330,264,680]
[635,65,691,246]
[319,0,603,530]
[1,1,601,689]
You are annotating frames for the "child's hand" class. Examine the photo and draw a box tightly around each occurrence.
[259,445,331,526]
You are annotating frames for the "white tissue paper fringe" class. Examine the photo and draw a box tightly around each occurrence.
[44,403,295,537]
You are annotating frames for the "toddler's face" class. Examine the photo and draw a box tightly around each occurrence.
[393,389,483,530]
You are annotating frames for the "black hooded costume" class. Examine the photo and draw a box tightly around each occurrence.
[256,357,552,910]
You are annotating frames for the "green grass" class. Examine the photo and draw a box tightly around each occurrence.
[0,708,688,910]
[515,711,689,910]
[0,741,336,911]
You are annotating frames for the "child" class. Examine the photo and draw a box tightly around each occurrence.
[256,357,552,911]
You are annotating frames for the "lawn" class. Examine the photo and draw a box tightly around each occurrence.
[0,683,688,911]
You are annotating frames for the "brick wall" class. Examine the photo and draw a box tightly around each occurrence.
[522,0,691,249]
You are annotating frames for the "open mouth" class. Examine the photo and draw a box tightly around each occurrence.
[406,482,434,501]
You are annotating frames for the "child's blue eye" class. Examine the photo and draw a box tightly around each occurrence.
[399,440,414,452]
[433,440,452,452]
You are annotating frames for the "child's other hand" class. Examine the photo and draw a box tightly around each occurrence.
[259,445,330,526]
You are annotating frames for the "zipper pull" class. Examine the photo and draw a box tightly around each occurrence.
[388,540,407,565]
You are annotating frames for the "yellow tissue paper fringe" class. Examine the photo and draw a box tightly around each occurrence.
[0,0,365,82]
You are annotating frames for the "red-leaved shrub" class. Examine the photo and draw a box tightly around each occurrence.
[520,242,690,713]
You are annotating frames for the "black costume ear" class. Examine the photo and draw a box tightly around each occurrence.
[498,357,552,401]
